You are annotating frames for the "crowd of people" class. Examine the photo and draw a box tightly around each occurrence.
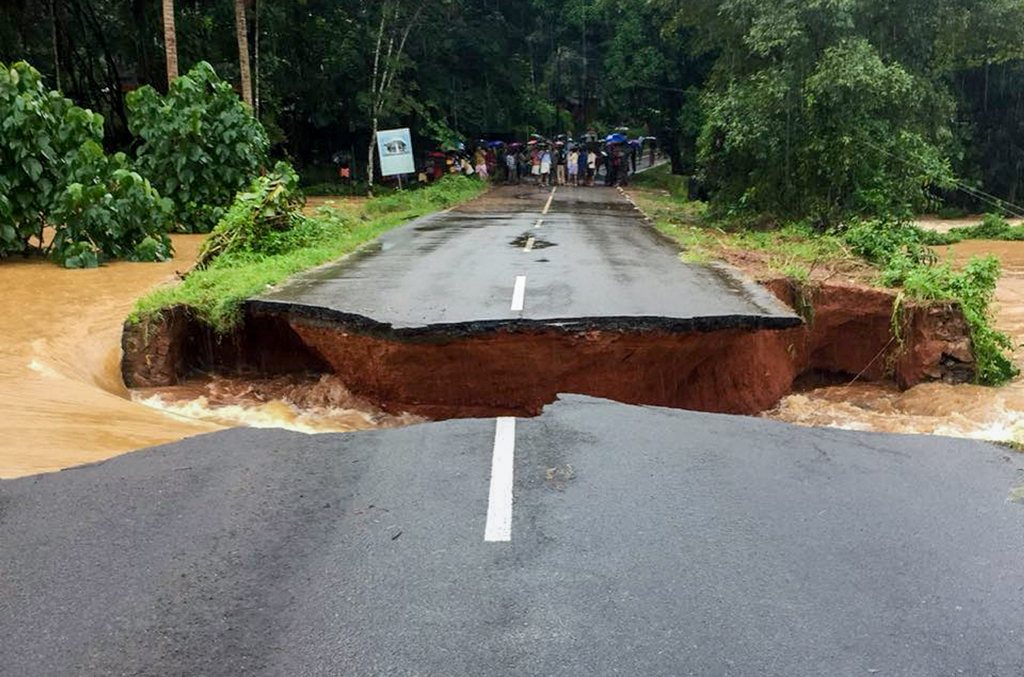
[425,133,657,188]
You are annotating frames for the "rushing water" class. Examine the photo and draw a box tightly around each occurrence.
[0,234,389,479]
[0,236,218,477]
[767,239,1024,443]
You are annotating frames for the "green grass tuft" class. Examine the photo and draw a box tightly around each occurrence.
[128,175,486,332]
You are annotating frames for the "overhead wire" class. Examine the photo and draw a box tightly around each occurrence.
[860,139,1024,218]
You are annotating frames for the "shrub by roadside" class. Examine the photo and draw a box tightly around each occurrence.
[0,61,172,267]
[127,62,269,234]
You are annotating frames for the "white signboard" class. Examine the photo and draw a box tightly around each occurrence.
[376,127,415,176]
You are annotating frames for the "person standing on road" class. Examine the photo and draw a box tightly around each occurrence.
[540,147,552,187]
[506,151,518,184]
[555,146,567,186]
[586,148,597,186]
[567,148,579,186]
[530,147,541,184]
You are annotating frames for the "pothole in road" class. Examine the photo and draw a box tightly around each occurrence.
[510,233,557,249]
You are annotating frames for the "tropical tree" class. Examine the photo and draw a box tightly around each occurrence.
[234,0,253,108]
[365,1,425,192]
[162,0,178,87]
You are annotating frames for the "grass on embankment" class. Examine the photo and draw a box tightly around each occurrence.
[129,176,487,332]
[630,166,862,282]
[627,164,1018,385]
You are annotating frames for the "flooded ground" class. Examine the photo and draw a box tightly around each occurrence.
[768,239,1024,443]
[0,234,386,479]
[0,237,218,477]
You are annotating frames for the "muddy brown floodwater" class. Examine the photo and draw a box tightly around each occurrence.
[0,233,397,479]
[0,236,217,478]
[768,239,1024,443]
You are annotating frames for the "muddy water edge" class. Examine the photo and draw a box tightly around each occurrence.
[768,240,1024,443]
[0,236,218,478]
[0,235,403,480]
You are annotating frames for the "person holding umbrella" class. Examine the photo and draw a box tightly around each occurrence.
[539,145,552,187]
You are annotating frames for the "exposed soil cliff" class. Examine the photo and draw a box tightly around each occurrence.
[122,279,974,419]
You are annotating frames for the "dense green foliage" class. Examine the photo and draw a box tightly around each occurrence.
[195,162,304,269]
[127,62,269,233]
[6,1,1024,218]
[0,61,171,266]
[131,175,486,331]
[50,143,172,267]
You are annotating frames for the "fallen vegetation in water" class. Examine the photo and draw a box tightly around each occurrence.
[129,175,487,332]
[628,165,1018,385]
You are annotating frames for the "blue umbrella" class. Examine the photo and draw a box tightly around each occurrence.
[488,140,505,148]
[605,133,628,144]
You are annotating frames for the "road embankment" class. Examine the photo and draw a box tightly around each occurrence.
[122,279,973,418]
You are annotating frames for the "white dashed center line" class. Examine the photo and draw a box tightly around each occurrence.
[510,275,526,311]
[523,236,535,252]
[484,417,516,542]
[542,187,556,215]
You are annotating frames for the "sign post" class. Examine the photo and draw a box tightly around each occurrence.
[376,127,415,188]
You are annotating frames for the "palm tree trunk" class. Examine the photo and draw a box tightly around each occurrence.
[234,0,253,107]
[161,0,178,87]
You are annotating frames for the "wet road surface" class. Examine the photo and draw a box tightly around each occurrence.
[5,183,1023,675]
[256,186,798,333]
[2,396,1023,675]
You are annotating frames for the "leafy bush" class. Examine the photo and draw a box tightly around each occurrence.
[900,257,1017,385]
[841,219,1017,384]
[194,162,304,269]
[50,142,173,267]
[0,61,173,267]
[699,40,952,222]
[127,61,269,233]
[942,213,1024,242]
[0,61,103,255]
[842,219,936,268]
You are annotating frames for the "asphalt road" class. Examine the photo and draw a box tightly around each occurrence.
[2,395,1023,676]
[255,184,798,333]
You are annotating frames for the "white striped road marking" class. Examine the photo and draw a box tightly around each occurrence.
[510,275,526,311]
[524,236,535,252]
[533,218,543,229]
[484,417,516,542]
[542,187,556,215]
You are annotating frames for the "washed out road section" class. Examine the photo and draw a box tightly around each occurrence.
[253,186,798,333]
[2,395,1022,675]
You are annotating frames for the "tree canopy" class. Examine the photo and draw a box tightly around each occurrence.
[3,0,1024,219]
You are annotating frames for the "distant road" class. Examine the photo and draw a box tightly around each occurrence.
[1,396,1022,675]
[254,184,796,333]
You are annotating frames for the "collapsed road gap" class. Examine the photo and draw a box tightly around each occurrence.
[484,416,516,542]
